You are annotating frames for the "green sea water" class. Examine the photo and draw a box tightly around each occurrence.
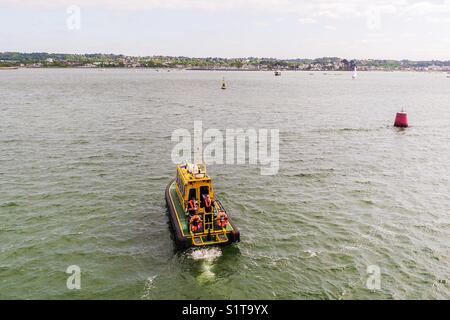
[0,69,449,299]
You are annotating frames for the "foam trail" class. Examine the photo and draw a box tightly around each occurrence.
[190,247,222,262]
[190,247,222,283]
[141,275,158,299]
[304,249,320,258]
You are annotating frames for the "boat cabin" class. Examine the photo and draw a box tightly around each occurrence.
[175,163,215,215]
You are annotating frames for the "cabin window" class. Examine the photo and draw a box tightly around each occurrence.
[199,186,209,207]
[176,172,183,195]
[188,188,197,201]
[178,180,184,196]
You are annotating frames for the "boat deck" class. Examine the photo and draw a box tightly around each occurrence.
[168,181,234,236]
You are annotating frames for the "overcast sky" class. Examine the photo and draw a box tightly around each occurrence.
[1,0,450,60]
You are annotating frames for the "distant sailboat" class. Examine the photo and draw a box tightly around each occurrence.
[352,66,357,80]
[221,78,226,90]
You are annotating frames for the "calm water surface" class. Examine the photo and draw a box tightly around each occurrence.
[0,69,449,299]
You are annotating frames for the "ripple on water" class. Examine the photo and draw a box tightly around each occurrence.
[1,202,19,208]
[1,70,450,299]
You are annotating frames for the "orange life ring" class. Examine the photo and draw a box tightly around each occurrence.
[216,211,228,228]
[189,215,203,232]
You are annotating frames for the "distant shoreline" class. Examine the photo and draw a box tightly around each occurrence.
[3,67,449,73]
[2,52,450,72]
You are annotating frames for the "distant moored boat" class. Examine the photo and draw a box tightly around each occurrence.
[352,66,357,79]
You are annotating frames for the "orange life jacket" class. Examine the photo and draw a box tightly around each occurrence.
[204,195,211,208]
[187,199,197,211]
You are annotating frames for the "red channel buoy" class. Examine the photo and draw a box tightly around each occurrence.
[394,110,409,128]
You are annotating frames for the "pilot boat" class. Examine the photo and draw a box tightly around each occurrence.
[165,163,240,249]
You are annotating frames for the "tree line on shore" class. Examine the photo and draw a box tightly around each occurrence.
[1,52,449,71]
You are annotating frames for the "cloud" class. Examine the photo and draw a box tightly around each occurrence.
[3,0,293,11]
[2,0,450,60]
[403,1,450,16]
[298,17,317,24]
[253,21,270,28]
[426,16,450,24]
[3,0,450,22]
